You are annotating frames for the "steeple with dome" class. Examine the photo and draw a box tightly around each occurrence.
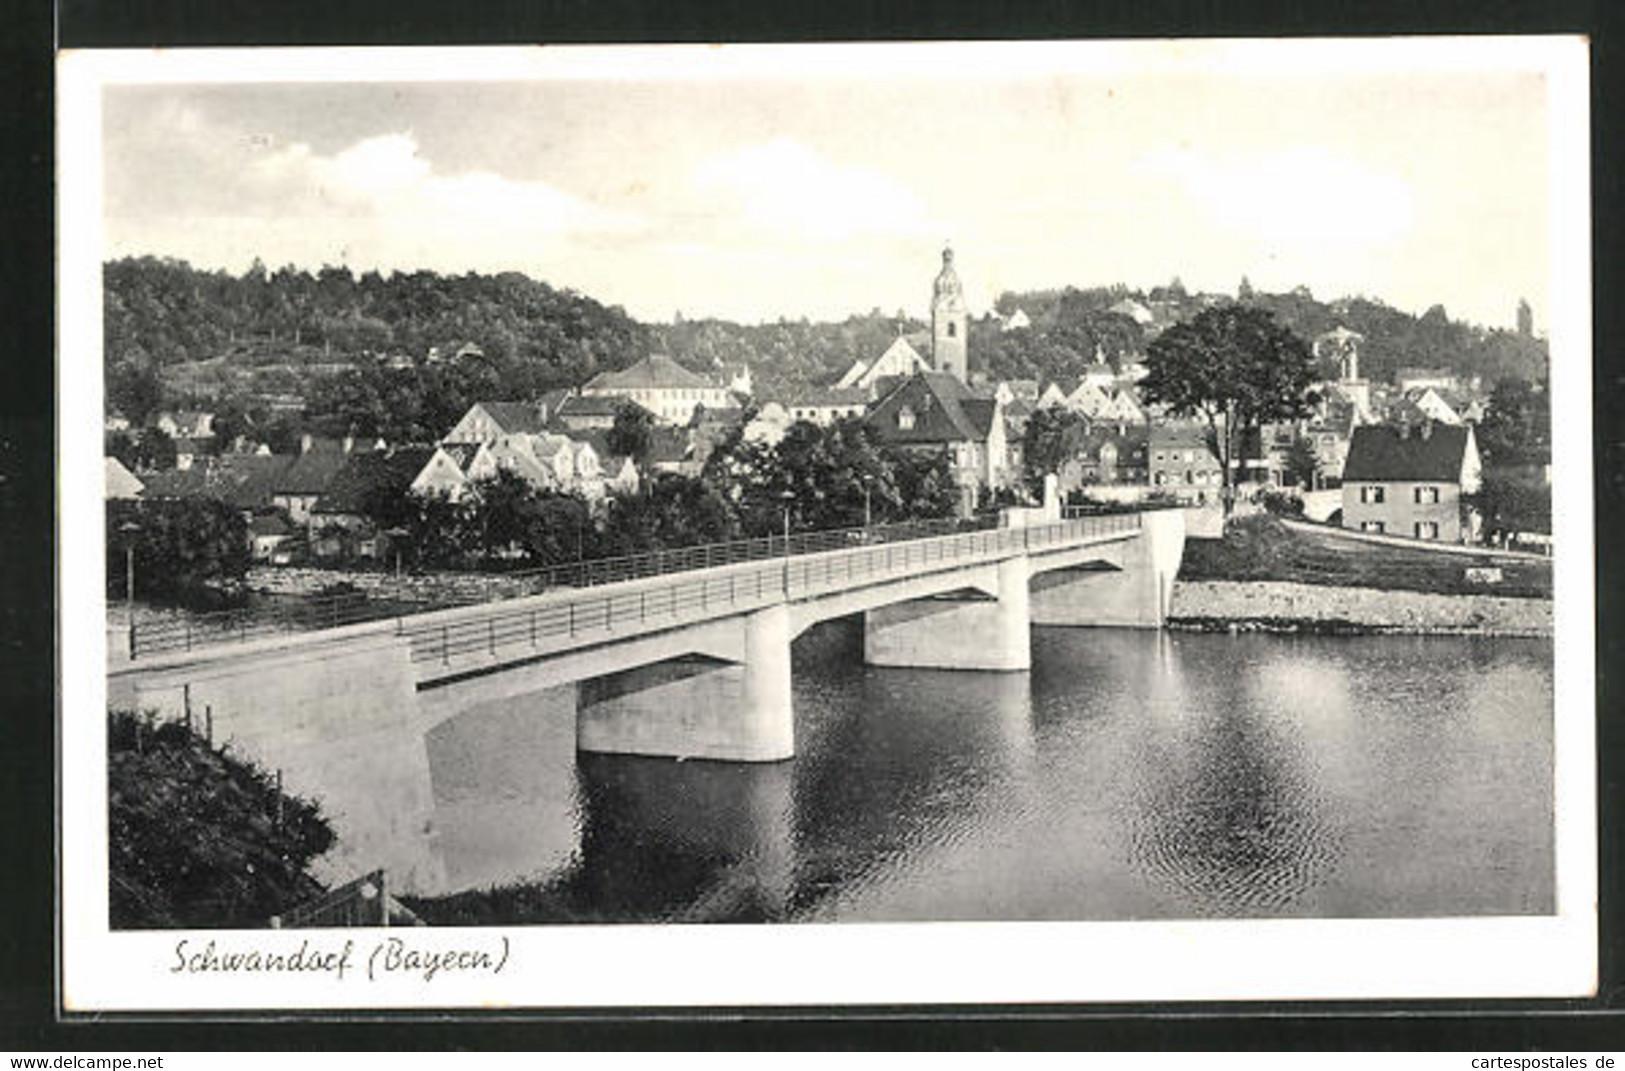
[931,244,968,382]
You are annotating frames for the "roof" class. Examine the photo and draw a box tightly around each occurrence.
[646,426,692,464]
[689,405,744,428]
[275,450,351,495]
[475,401,549,436]
[555,394,652,419]
[1079,425,1150,462]
[437,442,481,474]
[314,448,435,514]
[1342,424,1473,483]
[867,372,999,445]
[249,513,295,537]
[783,385,870,408]
[585,354,717,392]
[1150,421,1212,451]
[213,454,297,509]
[104,456,144,499]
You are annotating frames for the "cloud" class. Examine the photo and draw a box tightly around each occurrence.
[239,132,639,237]
[693,137,938,241]
[1136,145,1417,247]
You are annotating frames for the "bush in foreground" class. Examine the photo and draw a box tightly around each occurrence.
[108,710,333,929]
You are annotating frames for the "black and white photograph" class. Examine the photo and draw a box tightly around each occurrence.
[56,38,1595,1011]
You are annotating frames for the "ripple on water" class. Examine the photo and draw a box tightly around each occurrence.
[1118,702,1349,917]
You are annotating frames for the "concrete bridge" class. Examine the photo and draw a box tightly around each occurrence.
[108,506,1184,890]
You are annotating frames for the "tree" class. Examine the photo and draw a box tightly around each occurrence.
[606,401,655,465]
[1466,472,1551,542]
[600,474,739,555]
[1282,435,1321,489]
[1021,406,1091,498]
[1476,377,1551,468]
[106,498,249,601]
[1141,306,1315,517]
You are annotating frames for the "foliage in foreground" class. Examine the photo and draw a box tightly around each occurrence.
[108,709,333,929]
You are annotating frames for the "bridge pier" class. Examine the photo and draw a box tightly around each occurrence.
[862,554,1031,671]
[575,602,795,762]
[1029,507,1186,628]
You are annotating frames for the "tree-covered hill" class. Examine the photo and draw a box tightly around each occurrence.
[103,258,1549,434]
[103,257,654,424]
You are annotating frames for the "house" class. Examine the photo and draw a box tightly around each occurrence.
[1108,298,1155,326]
[410,442,481,502]
[835,335,932,396]
[1079,355,1117,389]
[782,386,870,427]
[1149,421,1224,505]
[443,401,550,445]
[1065,380,1114,420]
[866,372,1008,515]
[1000,307,1032,332]
[1036,382,1071,410]
[152,410,215,441]
[1102,388,1147,425]
[552,394,653,432]
[1394,368,1461,394]
[171,436,216,471]
[581,354,732,425]
[271,450,352,524]
[1403,387,1463,426]
[1298,391,1360,487]
[104,410,131,434]
[104,456,144,500]
[310,447,435,560]
[247,512,296,562]
[1059,425,1150,491]
[425,341,485,365]
[654,426,697,475]
[992,379,1040,407]
[1340,422,1482,542]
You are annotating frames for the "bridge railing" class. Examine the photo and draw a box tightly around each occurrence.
[127,515,992,658]
[128,506,1150,660]
[398,510,1143,667]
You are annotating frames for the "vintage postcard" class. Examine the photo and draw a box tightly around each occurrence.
[57,38,1594,1011]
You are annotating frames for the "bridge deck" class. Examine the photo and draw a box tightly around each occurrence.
[114,511,1144,681]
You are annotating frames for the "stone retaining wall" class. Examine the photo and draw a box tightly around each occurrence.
[1169,579,1552,637]
[246,565,536,605]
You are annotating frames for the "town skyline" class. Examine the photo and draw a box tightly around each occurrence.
[100,41,1553,331]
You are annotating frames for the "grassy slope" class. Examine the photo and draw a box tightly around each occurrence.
[1179,514,1552,600]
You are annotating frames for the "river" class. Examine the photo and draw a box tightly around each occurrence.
[404,621,1553,923]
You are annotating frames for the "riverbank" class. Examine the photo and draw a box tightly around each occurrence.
[1169,579,1552,637]
[1180,513,1552,600]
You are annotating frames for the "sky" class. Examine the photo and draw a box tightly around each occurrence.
[98,42,1557,329]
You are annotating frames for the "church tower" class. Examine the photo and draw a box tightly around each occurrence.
[931,244,968,382]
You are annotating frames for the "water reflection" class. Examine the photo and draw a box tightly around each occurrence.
[410,623,1554,923]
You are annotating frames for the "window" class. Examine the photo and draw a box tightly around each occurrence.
[1361,485,1386,504]
[1414,521,1439,540]
[897,406,915,431]
[947,322,957,338]
[1414,485,1439,504]
[1361,521,1386,534]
